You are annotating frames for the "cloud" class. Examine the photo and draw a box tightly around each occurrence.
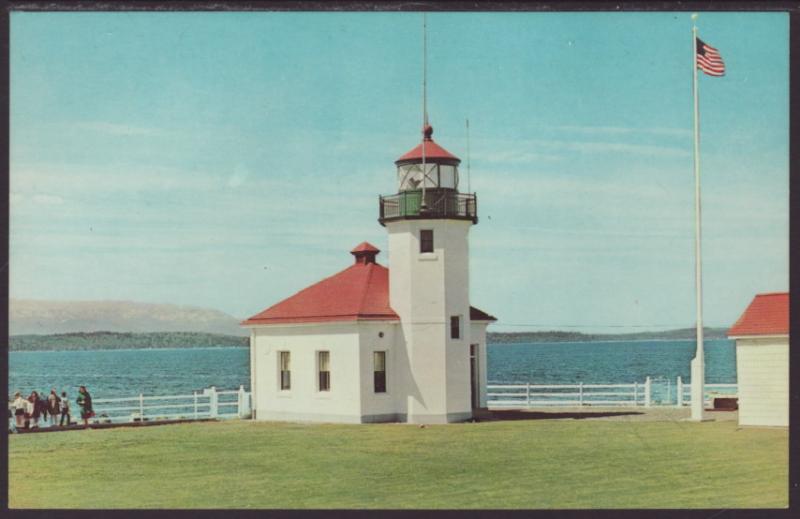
[554,125,693,138]
[226,164,250,188]
[73,121,169,138]
[31,194,64,205]
[10,192,64,207]
[529,138,691,158]
[475,135,691,168]
[479,149,562,164]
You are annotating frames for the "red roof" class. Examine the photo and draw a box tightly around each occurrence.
[470,306,498,322]
[728,292,789,337]
[350,242,379,254]
[396,125,460,164]
[242,243,496,326]
[242,244,398,325]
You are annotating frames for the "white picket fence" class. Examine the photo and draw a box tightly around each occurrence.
[675,377,738,408]
[488,377,738,409]
[90,386,251,424]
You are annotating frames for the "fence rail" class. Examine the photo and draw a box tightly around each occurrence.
[487,377,737,409]
[88,386,251,424]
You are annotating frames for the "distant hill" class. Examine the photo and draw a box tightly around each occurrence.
[9,299,249,337]
[487,327,730,344]
[9,331,248,352]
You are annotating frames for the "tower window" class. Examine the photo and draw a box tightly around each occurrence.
[318,351,330,392]
[420,230,434,253]
[451,316,461,339]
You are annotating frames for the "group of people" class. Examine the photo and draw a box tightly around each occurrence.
[8,385,94,432]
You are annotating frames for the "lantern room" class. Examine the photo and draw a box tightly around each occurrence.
[379,124,478,225]
[395,124,461,191]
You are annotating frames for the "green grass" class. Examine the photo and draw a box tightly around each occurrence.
[8,418,788,509]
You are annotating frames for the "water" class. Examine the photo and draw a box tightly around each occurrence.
[488,339,736,384]
[8,347,250,400]
[8,339,736,402]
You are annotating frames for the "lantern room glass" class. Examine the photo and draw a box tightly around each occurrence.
[397,163,459,192]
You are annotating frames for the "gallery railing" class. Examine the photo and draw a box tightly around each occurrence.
[379,190,477,223]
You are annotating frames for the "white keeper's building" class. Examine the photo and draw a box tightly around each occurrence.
[242,123,496,424]
[728,292,789,427]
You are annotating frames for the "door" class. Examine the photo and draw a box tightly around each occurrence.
[469,344,479,410]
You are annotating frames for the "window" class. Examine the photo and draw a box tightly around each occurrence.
[420,230,434,253]
[318,351,330,392]
[451,316,461,339]
[374,351,387,393]
[279,351,291,390]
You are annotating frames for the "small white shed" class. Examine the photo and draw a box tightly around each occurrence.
[728,292,789,427]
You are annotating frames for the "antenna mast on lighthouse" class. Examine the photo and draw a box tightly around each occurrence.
[466,118,471,194]
[420,12,429,211]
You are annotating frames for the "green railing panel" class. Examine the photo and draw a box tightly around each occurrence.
[400,191,422,216]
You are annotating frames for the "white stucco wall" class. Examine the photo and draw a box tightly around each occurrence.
[250,322,363,423]
[386,218,474,423]
[443,221,473,418]
[734,336,789,427]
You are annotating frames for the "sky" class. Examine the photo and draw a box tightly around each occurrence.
[9,11,789,333]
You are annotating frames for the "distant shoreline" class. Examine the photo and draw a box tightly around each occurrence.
[7,328,731,352]
[488,327,730,344]
[8,331,248,352]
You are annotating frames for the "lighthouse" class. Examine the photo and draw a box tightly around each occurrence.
[242,125,494,424]
[379,123,479,423]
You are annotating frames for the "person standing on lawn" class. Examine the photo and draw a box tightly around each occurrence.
[60,391,71,427]
[27,391,42,428]
[8,397,15,433]
[40,391,49,423]
[12,392,26,431]
[47,389,61,427]
[77,386,94,426]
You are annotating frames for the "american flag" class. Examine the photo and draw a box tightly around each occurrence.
[696,38,725,77]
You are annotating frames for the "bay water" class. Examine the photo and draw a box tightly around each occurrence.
[8,339,736,403]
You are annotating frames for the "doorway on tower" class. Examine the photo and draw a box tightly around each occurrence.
[470,343,479,411]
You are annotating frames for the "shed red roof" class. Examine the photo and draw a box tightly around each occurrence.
[728,292,789,337]
[242,243,496,326]
[396,125,460,164]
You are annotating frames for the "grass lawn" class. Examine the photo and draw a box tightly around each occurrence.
[8,418,788,509]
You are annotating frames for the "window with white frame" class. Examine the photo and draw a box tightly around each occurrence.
[450,315,461,339]
[420,229,434,253]
[318,351,330,392]
[374,351,387,393]
[279,351,291,390]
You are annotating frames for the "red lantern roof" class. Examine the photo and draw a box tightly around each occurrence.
[242,243,495,326]
[728,292,789,337]
[396,124,460,165]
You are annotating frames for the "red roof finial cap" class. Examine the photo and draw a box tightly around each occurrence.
[423,124,433,140]
[350,242,380,265]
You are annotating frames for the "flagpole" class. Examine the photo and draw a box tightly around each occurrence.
[690,13,706,421]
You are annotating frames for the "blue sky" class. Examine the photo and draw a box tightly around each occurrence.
[10,11,789,332]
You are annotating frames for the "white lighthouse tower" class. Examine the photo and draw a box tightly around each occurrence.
[379,123,479,423]
[244,19,495,424]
